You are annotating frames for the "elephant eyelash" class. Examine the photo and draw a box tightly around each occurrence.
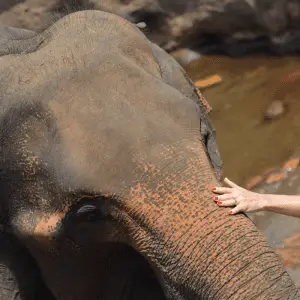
[65,194,117,223]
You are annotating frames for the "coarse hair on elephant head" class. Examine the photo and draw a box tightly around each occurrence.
[0,8,299,300]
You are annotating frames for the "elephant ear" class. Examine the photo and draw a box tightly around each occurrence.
[0,25,43,56]
[150,43,223,181]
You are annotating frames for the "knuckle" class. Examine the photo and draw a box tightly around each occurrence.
[226,195,233,200]
[240,204,247,211]
[237,196,244,202]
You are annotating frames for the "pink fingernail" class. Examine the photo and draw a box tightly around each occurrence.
[218,201,222,205]
[229,211,233,214]
[212,188,216,191]
[214,196,218,201]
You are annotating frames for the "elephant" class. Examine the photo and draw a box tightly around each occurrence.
[0,9,299,300]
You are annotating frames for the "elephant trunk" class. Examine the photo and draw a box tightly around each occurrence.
[121,142,299,299]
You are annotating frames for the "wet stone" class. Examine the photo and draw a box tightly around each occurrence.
[264,100,285,120]
[170,48,201,66]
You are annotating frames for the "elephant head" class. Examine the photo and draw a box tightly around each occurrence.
[0,10,299,300]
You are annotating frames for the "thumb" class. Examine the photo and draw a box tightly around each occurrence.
[224,177,239,188]
[229,205,243,215]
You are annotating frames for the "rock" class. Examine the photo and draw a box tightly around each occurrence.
[245,150,300,192]
[1,0,300,55]
[0,0,60,30]
[276,233,300,270]
[88,0,300,55]
[245,175,264,190]
[282,157,300,171]
[135,22,147,29]
[170,48,201,66]
[264,100,285,120]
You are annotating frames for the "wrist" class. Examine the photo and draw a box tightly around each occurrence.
[258,193,272,211]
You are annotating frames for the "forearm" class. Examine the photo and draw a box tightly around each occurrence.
[262,194,300,218]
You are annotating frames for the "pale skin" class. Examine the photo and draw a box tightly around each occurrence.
[212,177,300,218]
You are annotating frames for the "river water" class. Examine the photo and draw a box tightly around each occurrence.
[186,55,300,186]
[186,55,300,287]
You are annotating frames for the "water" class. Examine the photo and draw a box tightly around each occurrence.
[186,55,300,186]
[186,55,300,287]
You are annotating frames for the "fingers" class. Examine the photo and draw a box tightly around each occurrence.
[212,178,241,195]
[216,199,236,207]
[212,186,233,194]
[213,193,233,201]
[211,178,244,216]
[213,193,245,215]
[223,177,239,188]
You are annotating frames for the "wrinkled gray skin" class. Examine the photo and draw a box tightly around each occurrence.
[0,24,40,55]
[0,10,299,300]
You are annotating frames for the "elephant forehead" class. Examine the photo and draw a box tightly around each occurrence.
[44,82,201,192]
[59,90,201,192]
[0,9,204,202]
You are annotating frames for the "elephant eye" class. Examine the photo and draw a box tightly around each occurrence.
[75,204,99,222]
[76,204,96,214]
[67,196,112,223]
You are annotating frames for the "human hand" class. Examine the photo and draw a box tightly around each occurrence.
[211,178,266,215]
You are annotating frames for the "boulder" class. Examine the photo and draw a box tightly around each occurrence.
[1,0,300,55]
[0,0,59,30]
[264,100,286,120]
[89,0,300,55]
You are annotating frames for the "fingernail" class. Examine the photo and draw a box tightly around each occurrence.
[212,188,216,191]
[217,201,222,205]
[214,196,218,200]
[229,211,233,214]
